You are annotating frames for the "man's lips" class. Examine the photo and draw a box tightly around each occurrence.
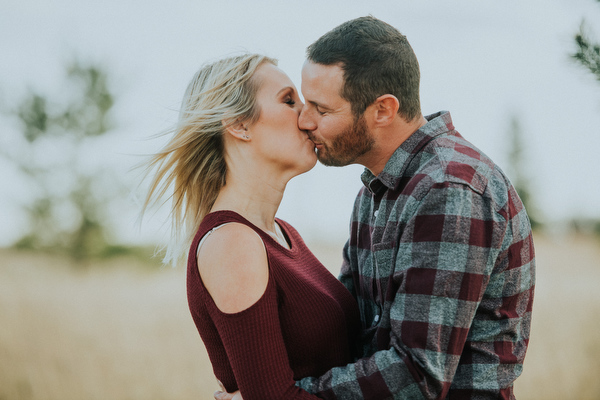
[309,139,322,148]
[306,134,321,147]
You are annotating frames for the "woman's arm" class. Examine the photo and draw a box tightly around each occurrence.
[198,223,320,400]
[198,223,269,314]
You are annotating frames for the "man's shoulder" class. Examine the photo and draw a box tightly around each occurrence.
[412,133,499,195]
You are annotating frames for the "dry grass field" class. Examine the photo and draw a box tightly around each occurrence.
[1,233,599,400]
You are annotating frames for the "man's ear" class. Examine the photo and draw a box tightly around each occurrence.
[371,94,400,127]
[222,118,250,141]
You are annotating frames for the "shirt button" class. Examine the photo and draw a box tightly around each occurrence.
[374,210,379,218]
[373,314,380,325]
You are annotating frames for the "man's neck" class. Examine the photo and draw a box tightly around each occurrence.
[360,115,428,176]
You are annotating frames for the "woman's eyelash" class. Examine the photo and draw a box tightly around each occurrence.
[284,97,296,105]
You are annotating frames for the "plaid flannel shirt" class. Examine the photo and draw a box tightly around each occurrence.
[298,111,535,399]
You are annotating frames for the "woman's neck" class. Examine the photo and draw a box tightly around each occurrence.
[210,170,287,235]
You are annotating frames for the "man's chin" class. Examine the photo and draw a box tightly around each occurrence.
[316,151,348,167]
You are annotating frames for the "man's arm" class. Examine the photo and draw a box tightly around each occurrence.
[297,182,508,399]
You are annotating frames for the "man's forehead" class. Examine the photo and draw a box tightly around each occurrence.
[301,61,345,103]
[301,61,344,82]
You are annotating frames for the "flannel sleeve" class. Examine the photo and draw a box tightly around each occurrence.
[297,181,508,399]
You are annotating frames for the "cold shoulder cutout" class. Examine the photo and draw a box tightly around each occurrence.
[196,222,269,314]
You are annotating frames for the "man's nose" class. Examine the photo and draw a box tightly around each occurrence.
[298,105,316,131]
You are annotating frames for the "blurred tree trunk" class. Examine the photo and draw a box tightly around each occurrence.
[507,116,542,231]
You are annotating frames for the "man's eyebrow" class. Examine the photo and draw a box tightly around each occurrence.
[307,100,331,111]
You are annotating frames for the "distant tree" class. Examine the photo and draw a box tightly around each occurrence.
[1,60,124,261]
[570,0,600,239]
[506,116,542,231]
[572,0,600,81]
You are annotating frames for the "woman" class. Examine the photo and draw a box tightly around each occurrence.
[143,54,360,399]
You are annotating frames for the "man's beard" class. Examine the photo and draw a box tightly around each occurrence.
[313,115,375,167]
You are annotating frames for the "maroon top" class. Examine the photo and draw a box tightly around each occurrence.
[187,210,360,400]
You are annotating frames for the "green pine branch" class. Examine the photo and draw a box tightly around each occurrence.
[573,22,600,82]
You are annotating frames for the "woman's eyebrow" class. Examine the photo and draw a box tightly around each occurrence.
[276,86,295,97]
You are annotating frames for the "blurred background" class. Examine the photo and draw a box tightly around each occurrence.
[1,0,599,399]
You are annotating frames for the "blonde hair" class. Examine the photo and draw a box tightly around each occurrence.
[143,53,277,266]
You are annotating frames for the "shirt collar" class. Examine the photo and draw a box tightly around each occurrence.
[361,111,455,194]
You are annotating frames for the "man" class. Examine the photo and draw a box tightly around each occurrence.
[219,16,535,399]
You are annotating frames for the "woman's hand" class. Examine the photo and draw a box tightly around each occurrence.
[214,380,242,400]
[214,390,242,400]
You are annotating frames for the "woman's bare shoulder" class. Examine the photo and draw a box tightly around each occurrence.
[196,222,269,314]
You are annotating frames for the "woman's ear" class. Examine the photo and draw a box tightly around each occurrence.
[371,94,400,127]
[222,118,251,141]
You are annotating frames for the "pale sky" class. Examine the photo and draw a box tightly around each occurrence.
[1,0,599,246]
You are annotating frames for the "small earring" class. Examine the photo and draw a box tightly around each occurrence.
[243,135,250,140]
